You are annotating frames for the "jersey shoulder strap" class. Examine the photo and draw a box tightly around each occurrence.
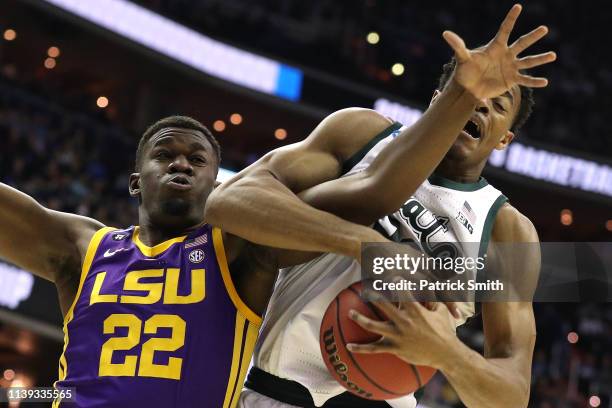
[341,121,402,175]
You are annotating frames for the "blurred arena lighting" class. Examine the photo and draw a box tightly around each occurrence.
[391,63,405,76]
[96,96,109,108]
[44,57,56,69]
[488,143,612,198]
[15,331,35,355]
[3,29,17,41]
[213,120,226,132]
[374,98,422,127]
[274,128,287,140]
[230,113,243,125]
[366,32,380,45]
[0,262,34,309]
[567,331,579,344]
[378,98,612,199]
[41,0,303,101]
[589,396,601,407]
[606,220,612,231]
[560,209,573,226]
[217,168,235,182]
[47,46,61,58]
[3,369,15,381]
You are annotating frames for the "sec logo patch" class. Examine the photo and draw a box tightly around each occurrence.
[189,249,205,263]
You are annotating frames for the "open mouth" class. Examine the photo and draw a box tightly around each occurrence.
[462,119,482,139]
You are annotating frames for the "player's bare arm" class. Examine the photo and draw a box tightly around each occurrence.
[205,4,556,243]
[0,183,104,314]
[347,204,540,408]
[299,4,555,225]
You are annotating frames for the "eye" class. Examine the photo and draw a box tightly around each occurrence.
[190,156,207,165]
[154,150,171,160]
[494,101,507,113]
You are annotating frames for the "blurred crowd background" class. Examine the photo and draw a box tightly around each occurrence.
[0,1,610,407]
[136,0,610,157]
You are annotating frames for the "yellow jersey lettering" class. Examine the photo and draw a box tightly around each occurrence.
[163,268,206,304]
[120,269,164,304]
[90,272,118,305]
[138,314,186,379]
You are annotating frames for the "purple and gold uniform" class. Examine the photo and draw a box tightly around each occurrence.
[54,224,261,408]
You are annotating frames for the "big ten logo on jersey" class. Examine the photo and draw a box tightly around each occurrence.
[397,198,459,258]
[456,200,476,234]
[89,268,205,306]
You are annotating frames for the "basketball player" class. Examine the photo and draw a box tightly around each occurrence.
[205,5,548,408]
[0,5,549,408]
[0,116,395,407]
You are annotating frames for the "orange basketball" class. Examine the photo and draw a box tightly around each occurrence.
[319,281,436,400]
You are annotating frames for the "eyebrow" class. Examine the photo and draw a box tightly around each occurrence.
[151,137,209,152]
[500,90,514,105]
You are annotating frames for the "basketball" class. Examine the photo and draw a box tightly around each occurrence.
[319,281,437,400]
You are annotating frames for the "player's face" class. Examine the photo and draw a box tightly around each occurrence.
[131,127,218,229]
[436,85,521,166]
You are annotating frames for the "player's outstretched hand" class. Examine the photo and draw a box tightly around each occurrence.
[443,3,556,100]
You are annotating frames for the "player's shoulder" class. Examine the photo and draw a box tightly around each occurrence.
[491,202,539,243]
[306,108,394,160]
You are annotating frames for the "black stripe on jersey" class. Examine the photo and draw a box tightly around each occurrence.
[228,319,249,408]
[341,122,402,175]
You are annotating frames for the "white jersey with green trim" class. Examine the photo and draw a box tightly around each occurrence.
[250,124,508,407]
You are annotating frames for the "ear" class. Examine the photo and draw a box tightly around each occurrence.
[430,90,442,106]
[129,173,141,197]
[494,130,515,151]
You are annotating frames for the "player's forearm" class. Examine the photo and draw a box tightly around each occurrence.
[438,338,530,408]
[300,79,478,225]
[205,170,387,260]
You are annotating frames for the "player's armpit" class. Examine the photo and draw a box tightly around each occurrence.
[222,231,320,314]
[0,183,103,283]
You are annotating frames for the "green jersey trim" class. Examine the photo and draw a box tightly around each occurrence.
[341,121,402,175]
[478,194,508,258]
[428,174,489,192]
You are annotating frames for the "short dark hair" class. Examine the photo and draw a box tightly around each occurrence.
[135,115,221,170]
[437,58,535,133]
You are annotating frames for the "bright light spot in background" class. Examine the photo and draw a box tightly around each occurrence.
[3,369,15,381]
[40,0,302,101]
[391,63,405,76]
[230,113,242,125]
[44,57,56,69]
[589,396,601,407]
[560,209,573,226]
[274,128,287,140]
[213,120,226,132]
[567,331,579,344]
[48,46,61,58]
[366,32,380,45]
[3,29,16,41]
[96,96,109,108]
[606,220,612,231]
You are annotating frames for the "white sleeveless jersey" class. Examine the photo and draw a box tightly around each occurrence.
[251,124,508,407]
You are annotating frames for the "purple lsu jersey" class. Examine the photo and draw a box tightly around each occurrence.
[53,224,261,408]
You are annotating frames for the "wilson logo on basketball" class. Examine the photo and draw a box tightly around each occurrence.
[322,327,373,399]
